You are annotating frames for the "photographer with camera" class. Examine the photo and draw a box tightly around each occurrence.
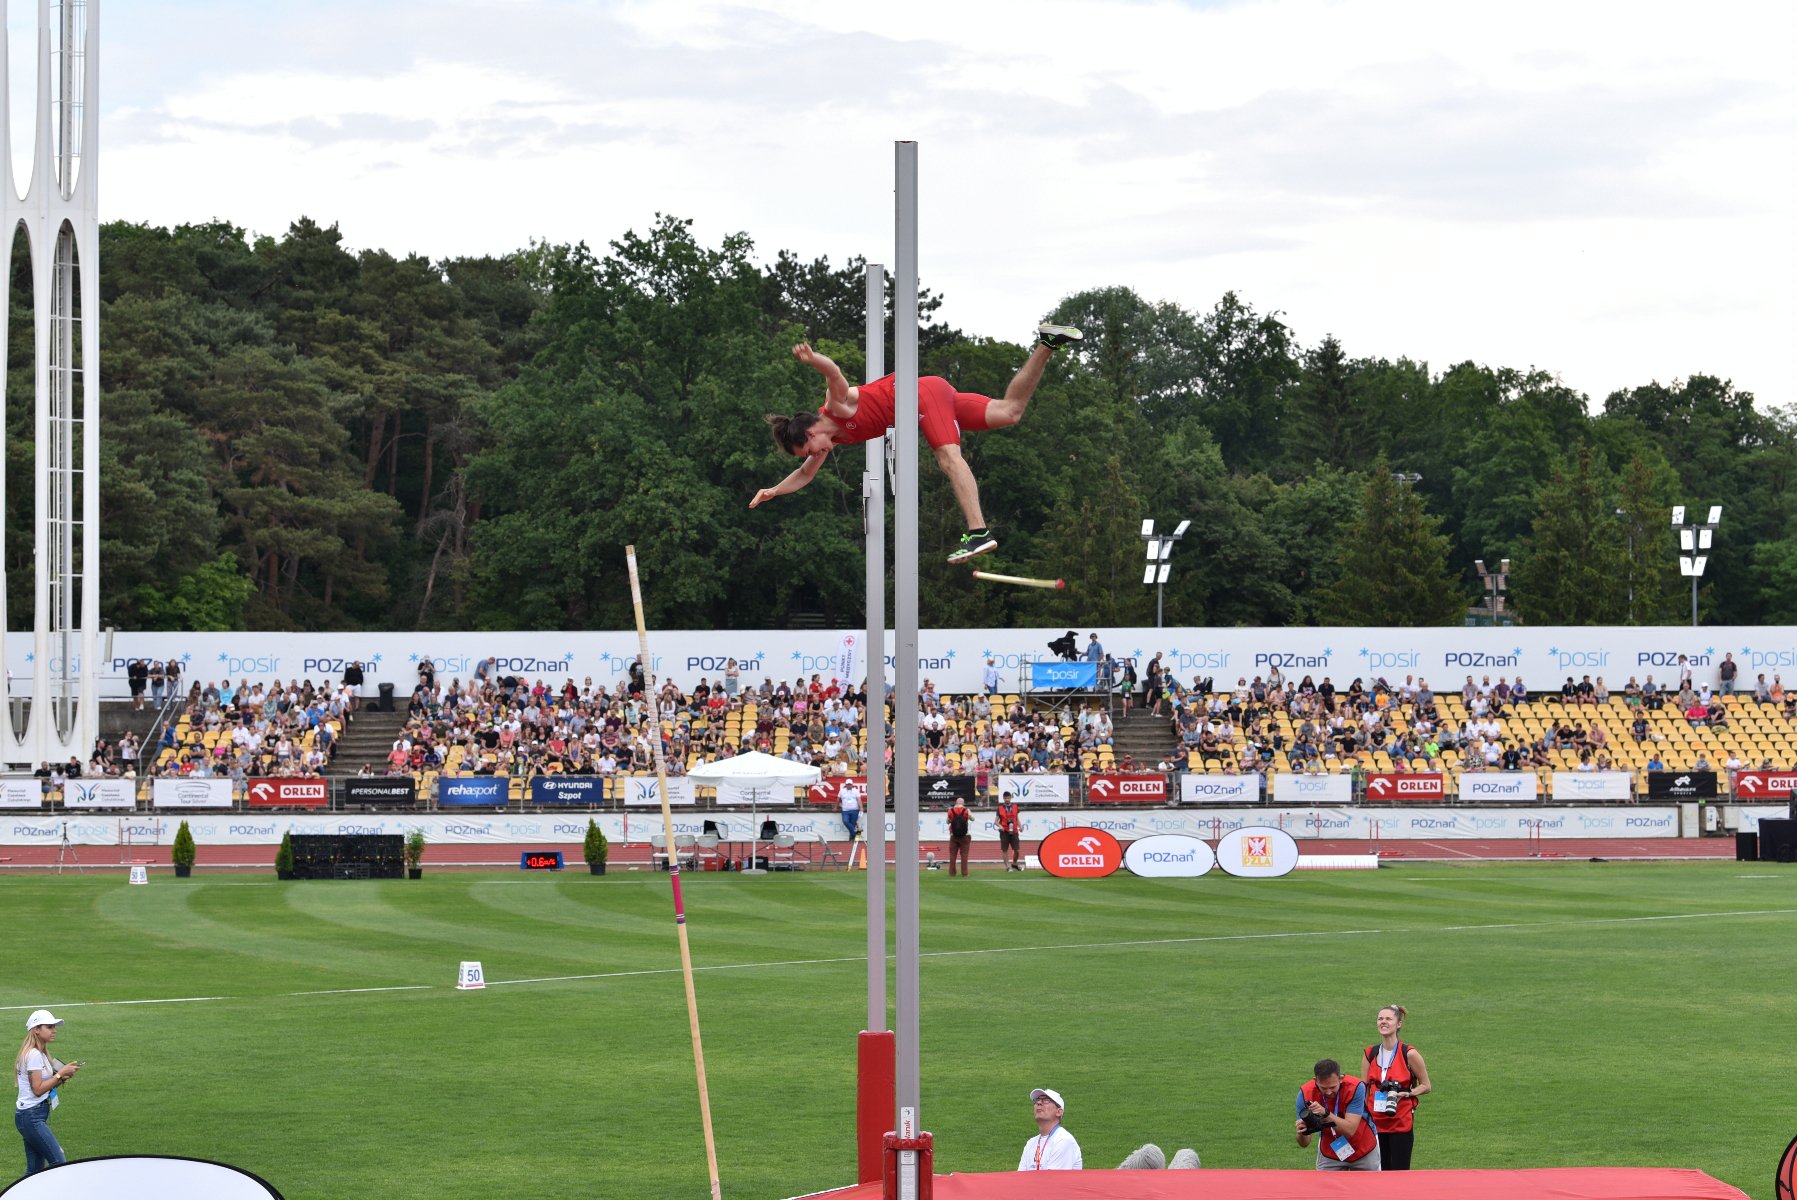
[1362,1003,1432,1170]
[1293,1058,1380,1170]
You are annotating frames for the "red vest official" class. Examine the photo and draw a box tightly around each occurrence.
[1363,1042,1418,1133]
[1301,1076,1380,1162]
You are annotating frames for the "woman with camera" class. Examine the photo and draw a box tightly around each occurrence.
[1362,1003,1433,1170]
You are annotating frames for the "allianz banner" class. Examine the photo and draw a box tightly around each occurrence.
[0,777,43,808]
[1086,773,1167,803]
[1364,772,1444,801]
[1550,771,1634,802]
[1272,773,1352,805]
[621,775,697,806]
[920,775,979,806]
[62,779,137,810]
[995,774,1069,805]
[151,778,233,809]
[1457,771,1538,801]
[1646,770,1717,799]
[1179,774,1260,804]
[344,777,418,807]
[438,776,509,807]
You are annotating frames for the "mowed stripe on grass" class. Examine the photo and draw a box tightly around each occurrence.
[0,862,1789,1198]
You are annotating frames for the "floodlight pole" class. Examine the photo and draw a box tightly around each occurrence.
[892,140,922,1135]
[863,263,888,1033]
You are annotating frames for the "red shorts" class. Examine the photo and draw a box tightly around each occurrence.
[825,375,992,450]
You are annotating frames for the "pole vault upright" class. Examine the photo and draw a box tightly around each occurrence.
[891,138,925,1156]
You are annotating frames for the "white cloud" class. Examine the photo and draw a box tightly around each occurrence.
[48,0,1797,405]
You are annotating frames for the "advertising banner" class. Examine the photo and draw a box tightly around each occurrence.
[1458,772,1538,801]
[1738,805,1791,833]
[622,775,697,806]
[0,777,42,809]
[1216,826,1300,877]
[1646,770,1718,799]
[1179,774,1260,805]
[1272,773,1352,805]
[1028,661,1097,690]
[919,775,978,807]
[1086,773,1167,804]
[151,778,232,809]
[530,776,606,807]
[344,777,418,807]
[1123,834,1215,878]
[62,779,137,810]
[996,774,1069,805]
[1364,773,1444,801]
[805,776,867,807]
[437,776,509,807]
[1733,771,1797,800]
[715,779,798,806]
[1551,771,1634,802]
[245,778,328,809]
[1037,826,1123,878]
[835,633,859,687]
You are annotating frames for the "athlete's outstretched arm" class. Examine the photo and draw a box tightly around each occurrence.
[793,342,856,417]
[750,452,828,508]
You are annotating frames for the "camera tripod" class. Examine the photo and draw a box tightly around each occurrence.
[55,821,83,875]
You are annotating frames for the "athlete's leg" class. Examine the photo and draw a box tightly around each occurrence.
[932,443,985,530]
[982,343,1054,429]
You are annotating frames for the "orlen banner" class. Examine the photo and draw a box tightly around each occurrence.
[1216,826,1300,878]
[1364,773,1444,801]
[1458,772,1538,801]
[246,778,327,809]
[806,776,867,807]
[1124,834,1214,878]
[1037,826,1123,878]
[1087,774,1167,804]
[1734,771,1797,800]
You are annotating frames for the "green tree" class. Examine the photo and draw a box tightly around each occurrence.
[1284,336,1373,474]
[1323,463,1465,625]
[1509,446,1627,625]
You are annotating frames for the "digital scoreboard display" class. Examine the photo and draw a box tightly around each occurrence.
[519,851,565,871]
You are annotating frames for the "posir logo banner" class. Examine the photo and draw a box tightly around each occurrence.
[1216,826,1300,878]
[1123,834,1214,878]
[1272,773,1352,805]
[1037,826,1123,878]
[1550,771,1633,801]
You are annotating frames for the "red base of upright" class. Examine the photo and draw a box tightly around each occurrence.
[856,1031,895,1184]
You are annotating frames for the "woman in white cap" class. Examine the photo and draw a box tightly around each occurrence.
[1017,1087,1081,1170]
[14,1009,79,1174]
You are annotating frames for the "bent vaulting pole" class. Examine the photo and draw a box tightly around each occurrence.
[627,546,724,1200]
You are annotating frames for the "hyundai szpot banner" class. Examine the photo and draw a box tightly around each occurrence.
[1037,826,1122,878]
[151,778,233,809]
[245,778,328,809]
[1179,774,1260,804]
[1550,771,1633,801]
[438,776,508,807]
[1272,773,1352,805]
[531,776,605,806]
[1123,834,1214,878]
[1216,826,1301,877]
[622,776,697,806]
[0,777,41,808]
[996,774,1070,805]
[1364,773,1444,801]
[1734,771,1797,800]
[1086,773,1167,803]
[61,779,137,810]
[1458,771,1538,801]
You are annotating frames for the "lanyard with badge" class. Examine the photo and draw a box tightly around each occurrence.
[1317,1085,1355,1159]
[1034,1126,1058,1170]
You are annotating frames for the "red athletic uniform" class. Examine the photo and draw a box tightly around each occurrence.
[822,375,994,451]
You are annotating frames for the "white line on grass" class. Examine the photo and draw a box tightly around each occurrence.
[14,906,1795,1010]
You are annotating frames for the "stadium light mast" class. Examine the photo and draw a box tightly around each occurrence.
[1472,558,1511,627]
[1672,505,1720,627]
[1140,518,1189,629]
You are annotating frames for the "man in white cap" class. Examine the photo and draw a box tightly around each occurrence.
[15,1010,79,1174]
[1018,1087,1081,1170]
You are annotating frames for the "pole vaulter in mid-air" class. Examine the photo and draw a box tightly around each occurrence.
[751,323,1082,565]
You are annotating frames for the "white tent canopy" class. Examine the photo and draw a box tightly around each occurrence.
[687,750,821,800]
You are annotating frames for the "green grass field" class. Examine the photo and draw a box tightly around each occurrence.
[2,861,1791,1198]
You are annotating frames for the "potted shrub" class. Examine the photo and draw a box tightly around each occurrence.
[583,819,608,876]
[274,830,294,880]
[171,820,195,879]
[405,829,426,880]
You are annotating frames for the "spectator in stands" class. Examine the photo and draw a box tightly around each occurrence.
[1753,674,1771,702]
[1719,653,1738,694]
[1646,750,1665,772]
[1593,677,1610,704]
[1295,1058,1380,1171]
[982,658,1001,696]
[1362,1004,1432,1171]
[1630,714,1649,742]
[1019,1088,1081,1171]
[127,659,147,711]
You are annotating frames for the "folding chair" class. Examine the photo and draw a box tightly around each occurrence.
[771,832,801,871]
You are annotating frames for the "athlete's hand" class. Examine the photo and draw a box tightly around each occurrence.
[792,342,817,366]
[749,488,777,509]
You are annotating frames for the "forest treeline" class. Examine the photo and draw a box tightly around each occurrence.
[8,214,1792,632]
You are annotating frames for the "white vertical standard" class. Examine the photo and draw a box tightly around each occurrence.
[863,261,888,1032]
[2,0,102,764]
[891,140,922,1130]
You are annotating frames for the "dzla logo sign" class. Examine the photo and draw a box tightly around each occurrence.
[1037,827,1123,879]
[1216,826,1301,878]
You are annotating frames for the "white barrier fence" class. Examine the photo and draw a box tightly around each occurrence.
[1,805,1682,847]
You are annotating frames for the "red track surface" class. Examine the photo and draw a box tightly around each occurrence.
[0,836,1746,871]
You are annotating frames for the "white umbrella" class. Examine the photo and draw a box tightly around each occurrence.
[687,751,821,873]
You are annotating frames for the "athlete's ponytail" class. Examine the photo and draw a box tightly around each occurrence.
[764,411,818,455]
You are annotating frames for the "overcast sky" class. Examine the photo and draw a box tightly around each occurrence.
[22,0,1795,408]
